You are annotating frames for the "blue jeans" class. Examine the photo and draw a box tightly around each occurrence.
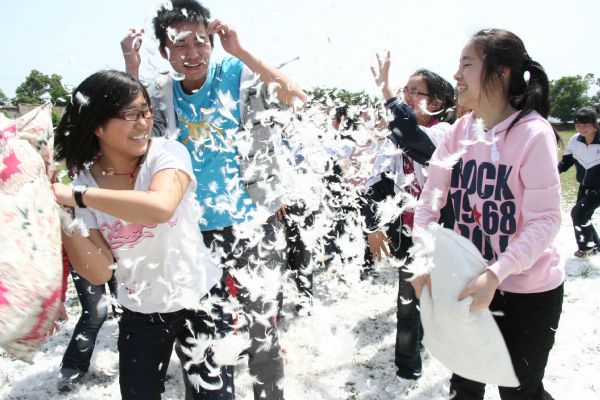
[60,269,117,373]
[119,302,233,400]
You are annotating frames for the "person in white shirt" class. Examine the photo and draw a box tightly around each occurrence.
[52,70,229,400]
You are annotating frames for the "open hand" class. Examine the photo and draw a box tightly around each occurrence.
[121,28,145,78]
[367,231,391,261]
[370,51,394,100]
[208,19,244,57]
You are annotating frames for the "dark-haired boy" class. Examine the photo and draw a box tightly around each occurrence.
[122,1,307,399]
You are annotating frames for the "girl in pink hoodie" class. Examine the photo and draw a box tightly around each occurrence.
[413,29,565,399]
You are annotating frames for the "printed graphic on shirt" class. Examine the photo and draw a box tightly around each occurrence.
[179,115,226,146]
[450,158,517,260]
[99,220,158,250]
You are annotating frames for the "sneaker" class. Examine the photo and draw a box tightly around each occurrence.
[574,248,598,258]
[57,367,85,392]
[384,376,417,394]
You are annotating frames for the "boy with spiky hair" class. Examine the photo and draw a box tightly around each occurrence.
[122,1,307,399]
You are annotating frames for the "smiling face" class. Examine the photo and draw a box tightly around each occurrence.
[160,21,212,92]
[454,41,484,112]
[403,74,441,126]
[576,122,597,138]
[96,93,153,160]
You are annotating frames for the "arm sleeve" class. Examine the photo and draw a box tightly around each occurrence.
[488,130,562,283]
[151,140,197,191]
[361,173,397,231]
[150,100,168,138]
[385,97,437,165]
[413,136,454,244]
[362,140,402,231]
[557,136,575,173]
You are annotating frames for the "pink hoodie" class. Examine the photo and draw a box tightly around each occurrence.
[415,110,565,293]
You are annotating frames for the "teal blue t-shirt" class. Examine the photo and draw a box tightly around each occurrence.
[173,57,255,230]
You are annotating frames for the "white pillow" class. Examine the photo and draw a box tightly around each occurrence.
[418,224,519,387]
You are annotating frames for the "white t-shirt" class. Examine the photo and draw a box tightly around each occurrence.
[74,138,222,313]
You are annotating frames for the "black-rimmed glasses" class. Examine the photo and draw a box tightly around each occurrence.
[115,107,154,121]
[402,87,430,97]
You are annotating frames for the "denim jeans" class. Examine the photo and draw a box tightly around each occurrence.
[60,269,117,373]
[449,284,564,400]
[119,303,233,400]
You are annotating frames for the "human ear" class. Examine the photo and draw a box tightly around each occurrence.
[497,66,510,79]
[159,46,169,60]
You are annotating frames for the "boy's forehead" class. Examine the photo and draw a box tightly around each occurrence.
[168,21,208,36]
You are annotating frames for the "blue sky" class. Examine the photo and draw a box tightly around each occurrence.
[2,0,598,98]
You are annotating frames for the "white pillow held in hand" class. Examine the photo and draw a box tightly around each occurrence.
[418,224,519,387]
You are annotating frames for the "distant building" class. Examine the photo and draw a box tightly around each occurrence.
[0,103,65,120]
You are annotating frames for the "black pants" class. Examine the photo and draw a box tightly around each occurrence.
[284,203,314,299]
[449,284,564,400]
[387,217,424,380]
[571,186,600,251]
[61,269,117,373]
[183,217,284,400]
[118,304,232,400]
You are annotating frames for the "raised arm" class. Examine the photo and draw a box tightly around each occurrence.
[385,98,437,165]
[371,51,395,101]
[208,19,307,109]
[52,168,191,225]
[120,28,145,79]
[371,51,437,164]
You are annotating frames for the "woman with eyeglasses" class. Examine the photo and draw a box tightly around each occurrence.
[363,52,456,394]
[52,70,231,399]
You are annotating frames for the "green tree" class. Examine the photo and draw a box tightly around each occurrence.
[550,75,592,123]
[307,87,381,129]
[14,70,69,105]
[308,87,375,107]
[0,88,9,106]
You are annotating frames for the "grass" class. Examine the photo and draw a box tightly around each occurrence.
[558,130,578,206]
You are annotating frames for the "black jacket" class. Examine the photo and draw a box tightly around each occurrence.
[558,129,600,189]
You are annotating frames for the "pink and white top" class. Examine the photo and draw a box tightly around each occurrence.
[75,138,222,313]
[415,111,565,293]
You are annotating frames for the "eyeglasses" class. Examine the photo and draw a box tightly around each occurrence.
[115,107,154,121]
[402,87,431,98]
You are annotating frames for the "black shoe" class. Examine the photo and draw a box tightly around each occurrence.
[57,367,85,392]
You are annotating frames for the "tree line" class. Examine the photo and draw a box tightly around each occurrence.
[1,70,599,124]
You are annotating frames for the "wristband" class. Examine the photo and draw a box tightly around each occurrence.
[72,185,88,208]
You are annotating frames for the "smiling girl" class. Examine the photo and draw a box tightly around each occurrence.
[413,29,565,399]
[52,70,230,400]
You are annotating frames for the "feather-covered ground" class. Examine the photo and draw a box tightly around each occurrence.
[1,208,598,400]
